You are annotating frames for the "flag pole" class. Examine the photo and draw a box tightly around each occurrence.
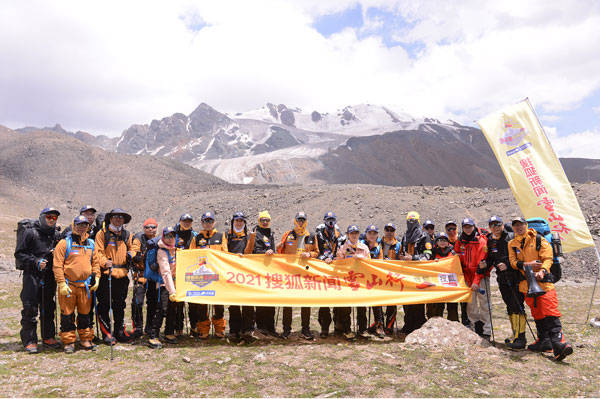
[585,246,600,324]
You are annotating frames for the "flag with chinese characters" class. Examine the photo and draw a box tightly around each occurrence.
[174,249,472,306]
[478,98,594,253]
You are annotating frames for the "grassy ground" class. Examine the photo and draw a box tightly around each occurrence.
[0,280,598,397]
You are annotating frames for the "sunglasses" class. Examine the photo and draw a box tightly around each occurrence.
[112,215,125,219]
[384,228,395,232]
[202,219,215,223]
[75,222,90,227]
[296,218,306,222]
[164,233,176,239]
[259,218,270,223]
[490,222,503,228]
[45,215,58,221]
[144,225,157,229]
[425,226,434,229]
[446,227,457,231]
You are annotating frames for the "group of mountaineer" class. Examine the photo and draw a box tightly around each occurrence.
[14,204,573,361]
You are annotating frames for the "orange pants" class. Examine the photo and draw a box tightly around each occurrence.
[525,289,561,320]
[58,284,94,344]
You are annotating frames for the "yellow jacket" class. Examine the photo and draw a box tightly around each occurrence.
[53,232,101,286]
[508,228,554,294]
[95,227,133,279]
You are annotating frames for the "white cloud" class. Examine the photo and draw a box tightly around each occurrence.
[593,106,600,115]
[545,126,600,158]
[1,0,599,139]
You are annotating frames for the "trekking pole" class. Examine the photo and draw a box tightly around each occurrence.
[40,275,45,346]
[184,302,189,336]
[109,266,114,361]
[275,307,280,330]
[93,292,100,340]
[483,277,495,346]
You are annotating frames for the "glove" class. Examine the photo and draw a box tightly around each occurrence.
[59,282,72,296]
[169,293,177,302]
[90,276,100,292]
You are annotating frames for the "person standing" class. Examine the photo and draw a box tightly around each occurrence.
[15,207,63,353]
[245,211,277,337]
[190,212,228,339]
[315,212,341,338]
[95,208,135,344]
[508,217,572,361]
[53,216,101,352]
[276,212,318,340]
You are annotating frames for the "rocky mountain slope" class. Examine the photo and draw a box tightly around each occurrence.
[12,102,600,187]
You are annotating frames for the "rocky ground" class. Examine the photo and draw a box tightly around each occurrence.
[0,279,598,397]
[3,182,600,281]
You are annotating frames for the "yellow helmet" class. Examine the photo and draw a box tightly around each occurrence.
[407,211,420,222]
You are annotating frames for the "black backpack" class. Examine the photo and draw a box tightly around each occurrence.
[15,219,37,270]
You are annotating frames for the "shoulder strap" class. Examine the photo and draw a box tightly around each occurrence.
[65,235,73,262]
[535,233,542,251]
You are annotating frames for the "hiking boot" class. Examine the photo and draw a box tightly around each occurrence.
[281,330,291,339]
[319,330,329,339]
[190,328,200,338]
[80,341,97,351]
[481,334,491,342]
[42,338,62,350]
[553,341,573,362]
[357,330,370,339]
[506,333,526,350]
[64,344,75,354]
[164,334,177,344]
[300,328,314,341]
[343,331,356,341]
[128,329,143,342]
[241,330,258,344]
[375,324,385,339]
[24,343,38,354]
[527,338,552,353]
[148,338,162,349]
[103,336,116,346]
[175,330,184,337]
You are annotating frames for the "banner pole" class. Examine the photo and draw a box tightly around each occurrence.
[584,246,600,324]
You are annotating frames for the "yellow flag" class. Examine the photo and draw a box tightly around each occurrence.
[175,249,471,306]
[478,98,594,253]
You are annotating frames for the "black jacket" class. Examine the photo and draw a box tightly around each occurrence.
[14,221,60,274]
[315,224,341,260]
[400,233,434,260]
[249,227,275,254]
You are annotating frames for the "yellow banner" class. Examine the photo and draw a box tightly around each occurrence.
[478,99,594,253]
[175,249,471,306]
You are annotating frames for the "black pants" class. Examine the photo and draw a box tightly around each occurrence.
[165,300,183,336]
[256,306,276,333]
[356,307,367,332]
[149,287,169,338]
[372,306,397,329]
[96,274,129,338]
[318,307,333,332]
[188,303,201,330]
[401,304,426,334]
[20,272,57,346]
[336,307,352,333]
[282,307,310,332]
[198,304,225,321]
[229,306,255,335]
[131,281,157,335]
[497,273,525,315]
[460,302,469,325]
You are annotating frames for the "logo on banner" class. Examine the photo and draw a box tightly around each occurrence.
[500,118,532,156]
[185,256,219,288]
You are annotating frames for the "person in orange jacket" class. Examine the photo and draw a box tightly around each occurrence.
[454,218,491,339]
[189,212,228,339]
[94,208,135,345]
[427,232,457,320]
[380,223,402,335]
[445,220,469,327]
[53,216,102,353]
[276,212,318,340]
[508,217,572,361]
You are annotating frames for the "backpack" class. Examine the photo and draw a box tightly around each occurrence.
[526,218,562,283]
[15,219,37,270]
[144,237,165,283]
[64,233,95,264]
